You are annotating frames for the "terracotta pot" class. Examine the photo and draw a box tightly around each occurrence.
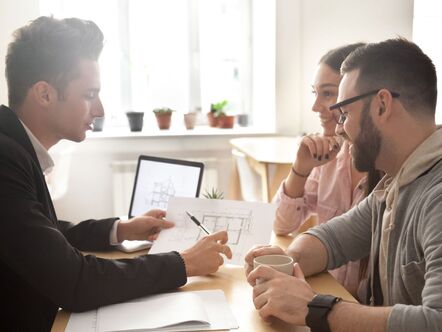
[184,112,197,130]
[217,115,235,128]
[155,112,172,130]
[207,112,219,127]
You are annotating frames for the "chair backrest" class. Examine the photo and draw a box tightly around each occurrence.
[231,148,262,201]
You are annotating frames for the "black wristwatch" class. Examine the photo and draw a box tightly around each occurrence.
[306,294,341,332]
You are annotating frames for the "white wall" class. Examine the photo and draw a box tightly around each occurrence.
[52,134,240,221]
[413,0,442,123]
[0,0,415,221]
[276,0,414,135]
[0,0,39,105]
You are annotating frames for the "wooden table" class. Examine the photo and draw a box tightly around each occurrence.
[52,234,356,332]
[229,136,299,202]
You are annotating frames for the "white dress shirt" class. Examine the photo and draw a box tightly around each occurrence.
[20,120,120,244]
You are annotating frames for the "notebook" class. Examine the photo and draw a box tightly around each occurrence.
[118,155,204,252]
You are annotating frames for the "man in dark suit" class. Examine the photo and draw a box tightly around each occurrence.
[0,16,232,331]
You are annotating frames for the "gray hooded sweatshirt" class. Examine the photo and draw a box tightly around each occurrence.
[306,129,442,332]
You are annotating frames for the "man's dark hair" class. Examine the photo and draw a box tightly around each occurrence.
[319,43,366,73]
[6,16,104,109]
[341,38,437,117]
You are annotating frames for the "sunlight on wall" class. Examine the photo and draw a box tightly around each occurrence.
[413,0,442,124]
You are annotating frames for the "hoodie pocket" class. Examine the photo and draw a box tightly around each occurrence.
[400,259,425,304]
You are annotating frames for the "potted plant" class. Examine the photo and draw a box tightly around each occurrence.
[216,110,235,129]
[202,187,224,199]
[209,100,235,129]
[153,107,175,130]
[207,100,228,127]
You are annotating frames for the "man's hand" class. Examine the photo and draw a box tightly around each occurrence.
[180,231,232,277]
[117,209,174,242]
[244,245,286,278]
[247,263,315,325]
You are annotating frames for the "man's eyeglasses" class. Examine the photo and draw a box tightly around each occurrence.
[329,89,400,124]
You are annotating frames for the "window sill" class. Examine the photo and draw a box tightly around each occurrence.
[87,125,276,139]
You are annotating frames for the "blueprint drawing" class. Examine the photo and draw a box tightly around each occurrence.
[149,197,276,265]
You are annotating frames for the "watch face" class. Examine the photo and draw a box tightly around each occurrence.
[309,294,341,308]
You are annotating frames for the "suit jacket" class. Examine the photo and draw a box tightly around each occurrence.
[0,105,187,331]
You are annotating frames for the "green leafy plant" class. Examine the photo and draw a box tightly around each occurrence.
[210,100,229,117]
[153,107,175,114]
[202,187,224,199]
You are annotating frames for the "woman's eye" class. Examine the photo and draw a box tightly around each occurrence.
[322,90,338,99]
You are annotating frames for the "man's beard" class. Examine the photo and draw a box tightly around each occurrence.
[352,101,382,172]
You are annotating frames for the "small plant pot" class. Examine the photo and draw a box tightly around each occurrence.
[92,116,105,132]
[126,112,144,132]
[237,114,249,127]
[155,112,172,130]
[217,115,235,129]
[207,112,219,127]
[184,112,197,130]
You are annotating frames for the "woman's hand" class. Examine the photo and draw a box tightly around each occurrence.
[293,134,344,176]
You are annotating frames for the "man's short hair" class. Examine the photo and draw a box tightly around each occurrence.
[341,38,437,118]
[319,42,365,73]
[6,16,104,109]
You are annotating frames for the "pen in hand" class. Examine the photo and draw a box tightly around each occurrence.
[185,211,211,235]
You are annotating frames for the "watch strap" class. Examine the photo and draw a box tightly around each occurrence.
[306,294,341,332]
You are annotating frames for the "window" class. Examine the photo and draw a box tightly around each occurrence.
[40,0,275,130]
[413,0,442,124]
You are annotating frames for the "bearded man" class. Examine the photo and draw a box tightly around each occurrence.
[245,38,442,332]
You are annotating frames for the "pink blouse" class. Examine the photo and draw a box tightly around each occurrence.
[273,140,367,298]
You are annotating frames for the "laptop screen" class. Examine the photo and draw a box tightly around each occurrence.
[128,155,204,218]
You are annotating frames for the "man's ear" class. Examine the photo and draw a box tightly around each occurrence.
[376,89,394,123]
[30,81,56,107]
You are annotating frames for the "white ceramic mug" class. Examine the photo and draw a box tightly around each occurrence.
[253,254,294,276]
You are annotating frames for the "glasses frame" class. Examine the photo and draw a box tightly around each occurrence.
[329,89,400,124]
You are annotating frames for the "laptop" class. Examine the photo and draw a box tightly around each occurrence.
[118,155,204,252]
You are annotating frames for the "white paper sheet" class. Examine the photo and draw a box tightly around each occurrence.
[65,309,97,332]
[98,292,208,331]
[66,290,238,332]
[149,197,276,265]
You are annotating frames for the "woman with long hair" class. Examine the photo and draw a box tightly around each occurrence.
[273,43,382,300]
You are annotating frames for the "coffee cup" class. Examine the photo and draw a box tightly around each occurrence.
[253,254,294,276]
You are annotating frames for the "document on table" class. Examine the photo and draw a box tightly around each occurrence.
[149,197,276,265]
[66,289,238,332]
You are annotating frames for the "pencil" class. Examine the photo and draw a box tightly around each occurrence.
[185,211,211,235]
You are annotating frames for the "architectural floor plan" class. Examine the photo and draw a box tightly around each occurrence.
[149,197,276,265]
[147,178,176,209]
